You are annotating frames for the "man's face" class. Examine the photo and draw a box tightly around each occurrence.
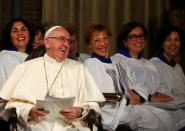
[44,28,70,62]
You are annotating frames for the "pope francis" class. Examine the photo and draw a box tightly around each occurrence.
[0,26,105,131]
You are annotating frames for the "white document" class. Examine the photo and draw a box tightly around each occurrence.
[146,98,185,110]
[36,96,75,119]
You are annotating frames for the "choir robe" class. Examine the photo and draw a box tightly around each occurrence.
[111,52,160,100]
[150,56,185,130]
[85,57,174,131]
[0,50,28,89]
[0,53,105,131]
[111,51,176,130]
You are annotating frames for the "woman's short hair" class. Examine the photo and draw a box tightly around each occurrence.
[85,23,112,45]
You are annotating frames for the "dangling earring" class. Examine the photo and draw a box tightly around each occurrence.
[124,43,127,48]
[45,45,49,49]
[89,48,92,55]
[123,39,127,49]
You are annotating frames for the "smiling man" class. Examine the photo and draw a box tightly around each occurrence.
[0,26,105,131]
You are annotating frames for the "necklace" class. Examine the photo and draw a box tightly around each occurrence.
[43,57,65,92]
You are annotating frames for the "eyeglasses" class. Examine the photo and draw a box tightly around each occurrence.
[127,34,145,41]
[48,36,71,44]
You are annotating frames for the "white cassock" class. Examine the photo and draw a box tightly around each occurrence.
[0,50,28,89]
[151,57,185,130]
[85,57,174,131]
[0,53,105,131]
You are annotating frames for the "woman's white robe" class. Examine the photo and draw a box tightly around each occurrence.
[85,57,174,131]
[0,50,28,89]
[151,57,185,130]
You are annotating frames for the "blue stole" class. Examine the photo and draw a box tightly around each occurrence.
[91,53,112,63]
[156,51,176,67]
[7,47,18,51]
[117,48,142,59]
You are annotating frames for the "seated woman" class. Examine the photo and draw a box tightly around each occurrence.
[150,25,185,130]
[0,17,34,89]
[84,23,174,131]
[111,21,173,103]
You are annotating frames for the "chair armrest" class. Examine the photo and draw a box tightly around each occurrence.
[103,93,123,102]
[0,98,8,113]
[84,109,103,131]
[0,98,8,103]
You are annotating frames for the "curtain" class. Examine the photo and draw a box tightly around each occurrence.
[42,0,170,57]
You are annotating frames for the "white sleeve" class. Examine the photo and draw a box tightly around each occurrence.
[6,101,34,121]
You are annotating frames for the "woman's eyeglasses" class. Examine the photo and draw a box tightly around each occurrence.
[127,34,145,41]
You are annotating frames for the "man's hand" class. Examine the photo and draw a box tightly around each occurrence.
[60,107,82,120]
[29,106,49,121]
[151,92,173,102]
